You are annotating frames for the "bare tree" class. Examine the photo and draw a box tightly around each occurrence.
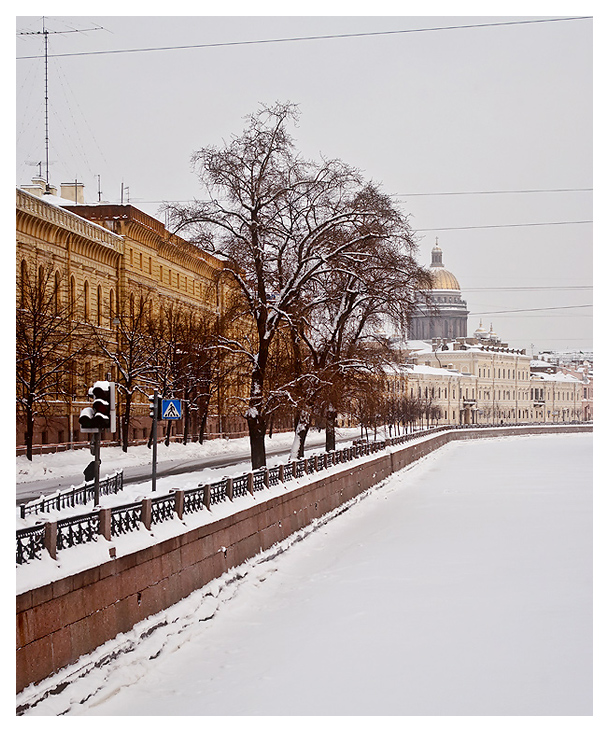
[166,102,429,468]
[16,263,89,460]
[89,287,156,452]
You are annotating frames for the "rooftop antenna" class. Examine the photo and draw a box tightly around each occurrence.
[17,17,104,191]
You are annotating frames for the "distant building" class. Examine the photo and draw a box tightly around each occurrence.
[408,240,469,340]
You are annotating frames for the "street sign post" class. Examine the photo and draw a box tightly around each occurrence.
[149,390,159,492]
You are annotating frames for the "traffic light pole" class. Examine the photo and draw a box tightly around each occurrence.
[92,431,101,505]
[152,389,158,492]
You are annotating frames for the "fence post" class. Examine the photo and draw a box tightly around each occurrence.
[98,508,112,541]
[247,473,254,495]
[204,484,211,511]
[141,498,152,530]
[278,464,284,483]
[264,468,269,488]
[44,520,57,560]
[173,490,184,520]
[226,477,234,501]
[292,461,298,478]
[314,455,319,472]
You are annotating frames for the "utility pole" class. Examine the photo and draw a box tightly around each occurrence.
[149,390,159,492]
[17,18,104,189]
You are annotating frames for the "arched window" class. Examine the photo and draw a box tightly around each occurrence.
[109,289,115,321]
[20,260,28,308]
[54,271,61,314]
[84,281,90,322]
[70,276,76,318]
[97,285,103,326]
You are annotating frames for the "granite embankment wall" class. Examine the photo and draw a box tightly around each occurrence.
[16,424,591,693]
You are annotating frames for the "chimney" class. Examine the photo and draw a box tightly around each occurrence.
[61,182,85,204]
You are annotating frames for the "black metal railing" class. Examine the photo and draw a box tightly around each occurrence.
[267,465,281,487]
[57,511,100,551]
[19,470,124,518]
[21,423,577,564]
[183,485,206,514]
[232,474,250,498]
[111,502,142,536]
[151,494,175,526]
[16,524,46,565]
[252,469,267,492]
[209,478,227,505]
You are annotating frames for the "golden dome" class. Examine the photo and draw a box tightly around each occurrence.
[431,267,461,290]
[429,240,461,290]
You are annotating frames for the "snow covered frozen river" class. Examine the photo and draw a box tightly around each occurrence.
[21,432,592,716]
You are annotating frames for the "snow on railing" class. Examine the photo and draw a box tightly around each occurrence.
[19,470,124,518]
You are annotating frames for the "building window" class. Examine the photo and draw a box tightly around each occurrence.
[97,285,102,325]
[84,280,90,322]
[54,270,61,314]
[20,259,28,308]
[70,276,76,318]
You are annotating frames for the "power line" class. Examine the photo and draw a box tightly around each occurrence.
[105,189,593,206]
[393,188,592,197]
[463,286,592,292]
[417,220,592,232]
[471,304,592,315]
[16,16,592,60]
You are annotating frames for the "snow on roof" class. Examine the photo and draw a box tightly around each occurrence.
[410,364,474,377]
[531,371,580,383]
[405,340,432,353]
[17,187,124,240]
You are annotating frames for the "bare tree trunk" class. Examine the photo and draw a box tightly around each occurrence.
[182,401,190,445]
[291,410,310,459]
[247,414,267,468]
[121,395,132,453]
[198,400,210,443]
[25,399,34,461]
[325,406,337,452]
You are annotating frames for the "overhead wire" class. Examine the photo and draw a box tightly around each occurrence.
[16,16,592,60]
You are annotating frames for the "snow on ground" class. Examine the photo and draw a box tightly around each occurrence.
[17,432,593,717]
[16,427,358,485]
[15,426,381,593]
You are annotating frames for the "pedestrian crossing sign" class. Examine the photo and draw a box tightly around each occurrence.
[161,399,182,420]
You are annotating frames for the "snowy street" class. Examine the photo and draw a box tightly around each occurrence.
[18,432,592,717]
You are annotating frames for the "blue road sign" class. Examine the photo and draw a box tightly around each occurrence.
[161,399,182,420]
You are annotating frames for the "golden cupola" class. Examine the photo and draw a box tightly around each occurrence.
[430,239,461,290]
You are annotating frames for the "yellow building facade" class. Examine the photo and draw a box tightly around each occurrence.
[16,186,251,451]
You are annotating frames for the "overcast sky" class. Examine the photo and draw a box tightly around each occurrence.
[15,11,593,354]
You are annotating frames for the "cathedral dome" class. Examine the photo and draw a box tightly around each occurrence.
[429,240,461,290]
[431,267,461,290]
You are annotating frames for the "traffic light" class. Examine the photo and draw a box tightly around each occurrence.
[149,393,162,419]
[79,381,116,433]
